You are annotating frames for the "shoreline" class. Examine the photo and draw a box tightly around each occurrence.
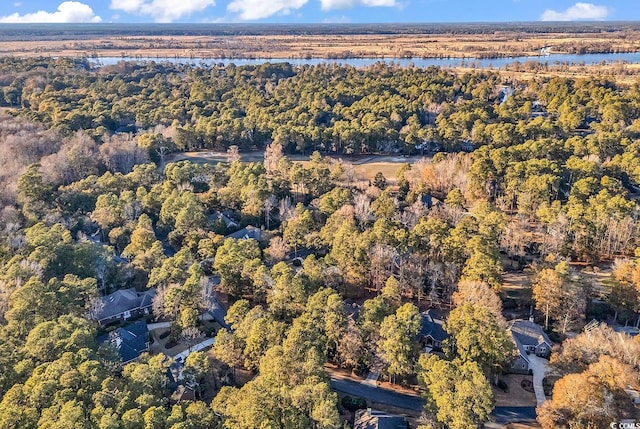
[0,30,638,63]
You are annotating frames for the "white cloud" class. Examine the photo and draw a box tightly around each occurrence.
[110,0,215,23]
[13,2,22,7]
[0,1,101,23]
[227,0,307,20]
[541,2,611,21]
[320,0,396,10]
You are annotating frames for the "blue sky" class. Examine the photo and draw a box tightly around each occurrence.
[0,1,636,23]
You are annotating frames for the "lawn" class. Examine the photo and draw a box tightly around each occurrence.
[493,375,537,407]
[168,150,430,185]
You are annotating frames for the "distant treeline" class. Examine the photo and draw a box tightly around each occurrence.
[1,22,640,40]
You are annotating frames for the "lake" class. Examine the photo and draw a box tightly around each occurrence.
[93,52,640,69]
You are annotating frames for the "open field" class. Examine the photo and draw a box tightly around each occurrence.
[3,23,640,82]
[168,150,430,185]
[0,23,639,60]
[2,32,639,61]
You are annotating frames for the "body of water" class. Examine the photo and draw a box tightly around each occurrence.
[93,52,640,69]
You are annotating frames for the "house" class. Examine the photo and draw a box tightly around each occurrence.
[499,86,514,104]
[209,210,238,230]
[354,409,408,429]
[420,193,443,210]
[460,140,475,152]
[574,117,597,136]
[344,300,362,321]
[418,309,449,353]
[508,331,532,374]
[92,288,156,326]
[98,320,150,364]
[531,101,547,118]
[203,276,228,329]
[168,360,185,387]
[415,140,440,154]
[206,293,230,330]
[507,318,552,374]
[509,318,552,358]
[225,225,263,241]
[171,384,197,403]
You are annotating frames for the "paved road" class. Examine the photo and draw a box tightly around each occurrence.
[492,406,537,424]
[330,377,537,424]
[329,378,423,411]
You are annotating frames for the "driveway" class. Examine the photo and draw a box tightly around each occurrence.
[362,371,380,387]
[329,376,538,424]
[172,338,216,362]
[527,354,549,406]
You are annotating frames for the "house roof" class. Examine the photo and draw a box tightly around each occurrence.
[209,211,238,229]
[420,194,442,209]
[171,384,196,403]
[510,331,531,365]
[509,319,551,347]
[93,288,156,322]
[168,361,184,385]
[419,309,449,342]
[460,140,475,149]
[344,300,362,320]
[98,320,149,363]
[225,225,263,241]
[354,409,408,429]
[207,294,229,330]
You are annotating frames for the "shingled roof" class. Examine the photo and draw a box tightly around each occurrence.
[98,320,149,363]
[92,288,156,322]
[419,309,449,342]
[225,225,263,241]
[510,319,551,347]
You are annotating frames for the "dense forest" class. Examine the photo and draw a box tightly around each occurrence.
[2,22,638,38]
[0,58,639,428]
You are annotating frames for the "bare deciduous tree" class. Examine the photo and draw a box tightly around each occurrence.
[264,142,283,179]
[416,153,471,196]
[41,131,101,185]
[354,193,372,229]
[500,218,528,262]
[100,133,149,173]
[263,194,277,230]
[453,280,504,319]
[278,196,293,222]
[369,244,398,292]
[398,253,427,300]
[399,199,428,228]
[265,236,289,264]
[0,280,9,322]
[227,145,241,163]
[181,326,204,353]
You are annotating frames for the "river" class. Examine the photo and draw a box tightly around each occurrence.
[92,52,640,69]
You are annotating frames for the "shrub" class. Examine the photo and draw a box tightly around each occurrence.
[341,395,367,412]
